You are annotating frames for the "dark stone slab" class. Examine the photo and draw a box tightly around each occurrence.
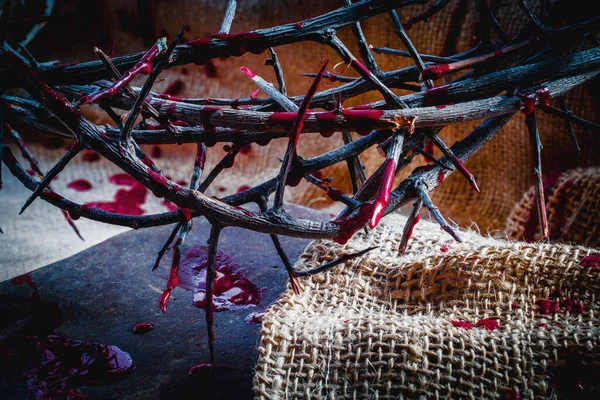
[0,203,328,400]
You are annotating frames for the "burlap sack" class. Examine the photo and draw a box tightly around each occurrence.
[504,167,600,249]
[253,213,600,399]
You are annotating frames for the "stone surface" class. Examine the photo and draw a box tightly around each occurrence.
[0,203,328,399]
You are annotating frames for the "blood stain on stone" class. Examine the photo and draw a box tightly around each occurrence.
[244,310,266,325]
[26,335,134,400]
[132,322,155,335]
[7,276,134,400]
[177,247,264,312]
[12,273,40,302]
[188,362,214,376]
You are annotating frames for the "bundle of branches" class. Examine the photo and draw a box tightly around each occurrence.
[1,0,599,368]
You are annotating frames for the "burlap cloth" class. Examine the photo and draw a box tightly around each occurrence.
[253,213,600,399]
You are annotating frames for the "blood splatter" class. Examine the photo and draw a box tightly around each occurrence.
[476,318,499,331]
[535,299,561,315]
[132,322,155,335]
[83,173,147,215]
[503,388,520,400]
[188,362,214,376]
[244,310,266,325]
[580,254,600,269]
[451,320,474,329]
[8,277,134,399]
[12,273,40,302]
[82,151,101,162]
[176,247,264,312]
[67,179,93,192]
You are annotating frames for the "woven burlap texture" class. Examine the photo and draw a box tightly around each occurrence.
[504,167,600,248]
[253,213,600,399]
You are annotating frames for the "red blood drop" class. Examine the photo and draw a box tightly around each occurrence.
[535,299,561,315]
[67,179,93,192]
[188,362,214,376]
[342,108,383,136]
[267,112,296,131]
[476,318,499,331]
[12,273,40,301]
[517,91,537,114]
[179,208,193,222]
[132,322,155,335]
[421,64,450,80]
[315,110,337,137]
[504,388,521,400]
[83,173,148,215]
[438,170,445,185]
[451,320,474,329]
[82,151,101,162]
[535,86,551,108]
[580,254,600,269]
[199,107,220,132]
[370,158,396,229]
[423,84,451,105]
